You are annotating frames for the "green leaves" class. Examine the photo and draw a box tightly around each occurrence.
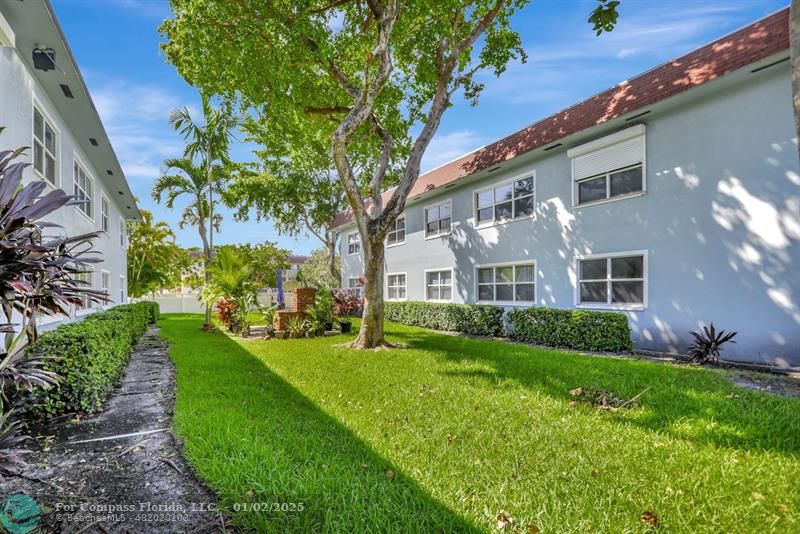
[384,301,504,336]
[588,0,621,36]
[507,307,633,352]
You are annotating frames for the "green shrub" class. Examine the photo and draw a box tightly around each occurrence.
[384,301,504,336]
[21,302,157,419]
[507,307,632,352]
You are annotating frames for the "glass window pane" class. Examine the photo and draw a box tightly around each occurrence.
[495,183,513,203]
[426,272,438,285]
[495,201,512,221]
[440,203,451,219]
[515,265,534,283]
[439,217,451,233]
[477,190,493,208]
[478,268,494,284]
[496,284,513,301]
[34,110,43,140]
[426,221,439,235]
[611,256,643,279]
[578,176,606,204]
[46,155,55,182]
[33,143,43,172]
[427,286,438,300]
[426,206,439,222]
[396,217,405,231]
[478,285,494,301]
[440,270,451,284]
[440,286,452,301]
[388,287,397,299]
[514,196,534,218]
[612,281,644,304]
[580,258,607,280]
[477,207,493,223]
[580,281,608,303]
[610,167,643,197]
[45,124,55,153]
[396,230,405,242]
[514,177,533,196]
[399,288,406,299]
[495,266,513,284]
[515,283,535,302]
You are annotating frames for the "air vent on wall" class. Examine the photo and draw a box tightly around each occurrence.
[89,138,98,146]
[106,170,113,175]
[59,84,73,98]
[625,110,651,122]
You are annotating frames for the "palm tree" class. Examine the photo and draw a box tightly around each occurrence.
[151,157,220,325]
[166,94,239,328]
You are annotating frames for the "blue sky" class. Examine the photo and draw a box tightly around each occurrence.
[52,0,787,254]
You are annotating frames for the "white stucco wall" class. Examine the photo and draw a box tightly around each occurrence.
[0,45,130,329]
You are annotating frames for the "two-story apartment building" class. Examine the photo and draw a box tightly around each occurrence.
[333,8,800,367]
[0,1,140,328]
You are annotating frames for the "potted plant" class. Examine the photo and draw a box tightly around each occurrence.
[315,288,334,331]
[332,288,359,334]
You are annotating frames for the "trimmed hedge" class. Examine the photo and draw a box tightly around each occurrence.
[22,301,159,418]
[384,301,504,336]
[507,307,633,352]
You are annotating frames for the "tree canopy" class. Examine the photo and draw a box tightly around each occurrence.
[127,209,190,298]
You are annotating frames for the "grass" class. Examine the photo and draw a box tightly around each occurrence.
[159,314,800,532]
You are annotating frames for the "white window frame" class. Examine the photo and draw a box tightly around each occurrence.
[347,232,360,255]
[347,276,364,298]
[475,261,537,306]
[31,100,60,186]
[573,163,645,208]
[120,275,126,304]
[119,217,126,249]
[574,249,648,311]
[424,268,454,303]
[72,155,94,220]
[101,269,110,303]
[386,272,407,301]
[101,194,110,233]
[75,269,94,313]
[386,215,406,248]
[473,172,536,228]
[569,125,647,209]
[423,198,453,239]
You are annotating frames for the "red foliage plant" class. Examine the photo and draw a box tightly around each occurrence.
[215,297,238,328]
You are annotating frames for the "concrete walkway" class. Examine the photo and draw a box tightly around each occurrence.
[1,327,225,533]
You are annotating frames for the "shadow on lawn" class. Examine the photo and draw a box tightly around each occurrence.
[161,315,479,533]
[388,327,800,457]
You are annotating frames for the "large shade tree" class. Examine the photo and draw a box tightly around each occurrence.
[161,0,529,348]
[224,119,349,284]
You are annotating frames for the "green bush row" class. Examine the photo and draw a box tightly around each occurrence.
[384,301,505,337]
[22,301,159,418]
[507,307,632,352]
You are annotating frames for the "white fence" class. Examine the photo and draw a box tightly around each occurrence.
[151,290,289,315]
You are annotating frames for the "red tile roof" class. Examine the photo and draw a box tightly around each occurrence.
[332,8,789,229]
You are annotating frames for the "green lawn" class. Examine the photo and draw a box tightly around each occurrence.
[159,314,800,532]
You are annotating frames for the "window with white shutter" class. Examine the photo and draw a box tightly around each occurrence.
[568,125,646,207]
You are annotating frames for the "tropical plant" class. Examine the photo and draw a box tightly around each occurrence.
[285,315,308,339]
[0,127,104,478]
[687,324,738,365]
[152,157,221,328]
[215,296,238,329]
[201,248,256,335]
[127,209,190,297]
[304,306,325,338]
[215,242,290,288]
[260,304,277,338]
[332,289,361,324]
[299,248,341,290]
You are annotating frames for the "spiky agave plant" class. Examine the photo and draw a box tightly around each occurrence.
[687,323,738,365]
[0,127,106,479]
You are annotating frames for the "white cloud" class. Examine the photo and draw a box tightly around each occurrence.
[421,130,487,172]
[86,75,190,182]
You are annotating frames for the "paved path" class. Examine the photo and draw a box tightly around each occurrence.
[0,326,225,533]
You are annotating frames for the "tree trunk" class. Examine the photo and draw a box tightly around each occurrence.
[326,232,340,284]
[352,235,387,348]
[791,0,800,161]
[197,214,212,328]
